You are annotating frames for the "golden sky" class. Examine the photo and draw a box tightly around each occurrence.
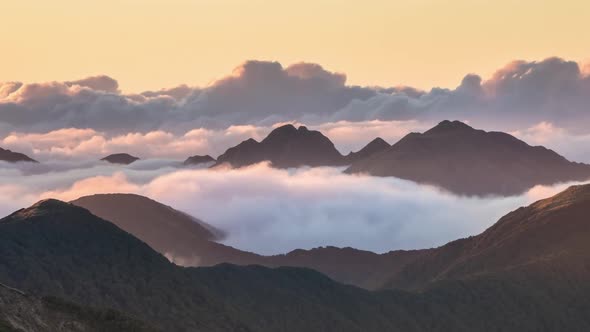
[2,0,589,92]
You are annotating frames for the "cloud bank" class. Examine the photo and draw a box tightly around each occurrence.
[1,57,589,137]
[0,120,427,161]
[0,162,583,255]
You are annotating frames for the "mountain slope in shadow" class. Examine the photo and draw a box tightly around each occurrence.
[0,282,157,332]
[71,193,424,289]
[4,186,590,330]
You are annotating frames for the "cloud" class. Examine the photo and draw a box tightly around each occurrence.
[1,162,584,255]
[511,122,590,163]
[0,120,429,161]
[1,57,589,142]
[65,76,120,93]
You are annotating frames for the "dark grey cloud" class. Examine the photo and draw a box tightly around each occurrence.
[0,57,589,135]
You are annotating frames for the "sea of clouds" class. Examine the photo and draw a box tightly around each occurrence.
[0,160,582,255]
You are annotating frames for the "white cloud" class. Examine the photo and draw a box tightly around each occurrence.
[0,120,429,161]
[0,162,584,255]
[511,122,590,163]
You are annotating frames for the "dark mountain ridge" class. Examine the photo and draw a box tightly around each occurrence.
[72,185,590,293]
[214,124,344,168]
[71,194,254,267]
[183,154,216,166]
[0,147,38,163]
[214,124,389,168]
[343,137,390,163]
[101,153,140,165]
[346,120,590,196]
[4,186,590,330]
[71,193,423,289]
[381,184,590,290]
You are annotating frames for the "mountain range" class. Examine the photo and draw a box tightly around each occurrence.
[70,193,422,289]
[346,120,590,196]
[214,124,349,168]
[3,185,590,330]
[6,121,589,197]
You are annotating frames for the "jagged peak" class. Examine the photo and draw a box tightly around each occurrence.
[365,137,389,147]
[425,120,475,135]
[271,124,297,133]
[241,138,259,145]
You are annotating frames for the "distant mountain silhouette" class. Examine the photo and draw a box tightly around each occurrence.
[4,187,590,330]
[0,147,37,163]
[214,124,345,168]
[100,153,140,165]
[183,154,215,166]
[346,120,590,196]
[343,137,390,164]
[214,124,392,169]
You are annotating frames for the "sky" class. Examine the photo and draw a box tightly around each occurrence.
[2,0,589,92]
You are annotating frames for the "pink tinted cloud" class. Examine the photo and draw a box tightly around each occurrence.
[0,120,427,161]
[5,163,579,255]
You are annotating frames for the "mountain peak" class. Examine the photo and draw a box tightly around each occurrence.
[183,154,216,166]
[2,199,86,222]
[0,147,38,163]
[346,122,590,196]
[215,124,343,168]
[101,153,140,165]
[365,137,389,148]
[425,120,475,135]
[30,198,71,209]
[344,137,390,163]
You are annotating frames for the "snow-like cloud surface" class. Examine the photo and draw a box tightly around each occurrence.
[0,162,583,255]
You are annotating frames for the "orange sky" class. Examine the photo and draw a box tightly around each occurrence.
[1,0,589,92]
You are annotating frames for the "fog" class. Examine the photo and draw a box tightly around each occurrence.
[0,161,582,255]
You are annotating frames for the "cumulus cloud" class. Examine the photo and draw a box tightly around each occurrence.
[65,76,120,93]
[511,122,590,163]
[0,162,584,255]
[2,57,588,136]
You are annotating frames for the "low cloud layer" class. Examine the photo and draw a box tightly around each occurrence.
[0,162,583,255]
[0,120,428,161]
[1,58,589,137]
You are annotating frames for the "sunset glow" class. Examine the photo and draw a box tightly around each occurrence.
[2,0,589,92]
